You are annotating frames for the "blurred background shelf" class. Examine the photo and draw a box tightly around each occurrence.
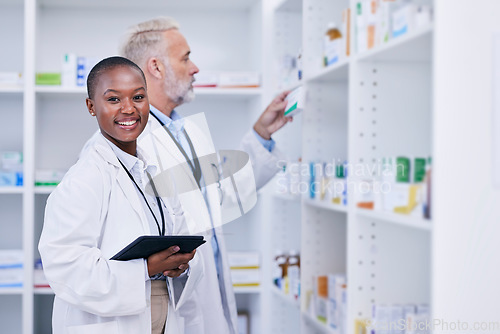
[271,284,300,309]
[303,198,348,213]
[356,24,433,63]
[0,187,23,194]
[355,208,432,231]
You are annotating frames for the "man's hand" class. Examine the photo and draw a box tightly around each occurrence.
[253,91,292,140]
[147,246,196,278]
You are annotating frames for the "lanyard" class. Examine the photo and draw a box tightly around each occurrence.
[117,158,165,236]
[150,111,202,189]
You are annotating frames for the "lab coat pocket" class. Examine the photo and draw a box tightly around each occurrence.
[66,321,118,334]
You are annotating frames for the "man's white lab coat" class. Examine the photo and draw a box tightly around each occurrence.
[138,113,285,334]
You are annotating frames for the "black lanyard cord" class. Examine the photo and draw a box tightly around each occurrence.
[117,158,165,236]
[150,111,202,188]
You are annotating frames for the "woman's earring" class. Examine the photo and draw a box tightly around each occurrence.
[91,113,95,116]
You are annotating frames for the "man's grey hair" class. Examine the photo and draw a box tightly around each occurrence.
[121,17,180,69]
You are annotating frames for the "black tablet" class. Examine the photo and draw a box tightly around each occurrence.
[110,235,205,261]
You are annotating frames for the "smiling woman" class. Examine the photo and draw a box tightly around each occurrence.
[85,58,150,156]
[38,56,201,334]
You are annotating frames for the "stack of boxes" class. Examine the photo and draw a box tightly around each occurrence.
[309,274,348,333]
[36,53,98,87]
[228,251,260,288]
[356,156,432,219]
[369,303,430,334]
[0,151,23,187]
[355,0,433,54]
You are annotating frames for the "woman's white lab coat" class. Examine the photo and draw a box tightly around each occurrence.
[38,133,202,334]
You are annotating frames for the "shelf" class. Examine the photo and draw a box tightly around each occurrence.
[233,286,262,294]
[273,192,301,202]
[0,287,23,295]
[34,287,53,295]
[34,186,56,194]
[305,59,349,84]
[0,85,23,94]
[0,187,23,194]
[304,198,347,213]
[35,86,86,95]
[271,285,300,309]
[355,208,432,231]
[356,24,433,63]
[302,311,335,334]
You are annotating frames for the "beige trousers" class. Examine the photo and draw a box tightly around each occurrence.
[151,280,169,334]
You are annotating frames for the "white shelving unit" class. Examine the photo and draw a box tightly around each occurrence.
[0,0,25,332]
[271,285,300,309]
[304,198,348,213]
[0,187,24,194]
[266,0,436,333]
[0,86,24,93]
[355,208,432,231]
[302,312,336,334]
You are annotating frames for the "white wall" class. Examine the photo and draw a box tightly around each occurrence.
[434,0,500,331]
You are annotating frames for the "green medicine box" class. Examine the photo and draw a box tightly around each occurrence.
[36,72,61,85]
[396,157,410,183]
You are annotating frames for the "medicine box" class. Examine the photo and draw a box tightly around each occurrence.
[0,250,23,288]
[34,259,50,288]
[0,72,23,86]
[1,151,23,170]
[238,312,249,334]
[36,72,61,86]
[230,268,260,286]
[228,251,260,287]
[35,169,66,186]
[327,274,347,332]
[228,251,260,268]
[192,71,219,88]
[218,72,260,88]
[284,86,305,117]
[0,171,23,186]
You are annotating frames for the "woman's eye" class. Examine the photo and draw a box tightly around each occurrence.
[107,97,119,102]
[134,95,145,100]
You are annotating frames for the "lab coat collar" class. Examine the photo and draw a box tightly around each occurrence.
[102,136,158,178]
[149,106,185,136]
[91,133,152,234]
[146,114,191,171]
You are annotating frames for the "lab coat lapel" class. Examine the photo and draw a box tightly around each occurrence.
[149,117,189,170]
[149,117,200,189]
[94,135,150,233]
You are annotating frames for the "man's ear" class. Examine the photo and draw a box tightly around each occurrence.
[147,57,164,80]
[86,98,96,116]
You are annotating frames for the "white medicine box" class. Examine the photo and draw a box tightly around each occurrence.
[284,86,305,117]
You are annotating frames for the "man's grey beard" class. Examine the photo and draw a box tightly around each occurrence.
[164,63,196,105]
